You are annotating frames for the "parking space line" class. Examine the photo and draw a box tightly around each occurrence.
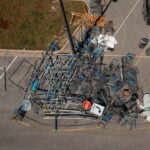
[0,56,17,80]
[135,52,147,66]
[135,44,150,66]
[114,0,141,36]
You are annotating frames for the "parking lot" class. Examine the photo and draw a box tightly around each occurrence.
[1,0,150,150]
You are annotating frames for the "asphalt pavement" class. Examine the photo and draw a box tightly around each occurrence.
[1,0,150,150]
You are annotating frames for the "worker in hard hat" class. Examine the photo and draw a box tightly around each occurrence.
[12,99,32,121]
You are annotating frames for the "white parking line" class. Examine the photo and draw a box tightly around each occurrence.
[0,56,17,80]
[114,0,141,36]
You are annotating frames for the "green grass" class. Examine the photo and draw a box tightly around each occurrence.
[0,0,84,50]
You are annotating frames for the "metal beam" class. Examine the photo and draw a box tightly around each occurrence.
[59,0,76,54]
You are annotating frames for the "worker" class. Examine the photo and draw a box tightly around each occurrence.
[13,99,32,121]
[105,21,115,35]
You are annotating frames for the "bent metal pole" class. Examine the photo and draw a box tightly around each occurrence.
[59,0,76,54]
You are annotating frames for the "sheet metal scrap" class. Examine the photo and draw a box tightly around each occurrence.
[11,29,144,130]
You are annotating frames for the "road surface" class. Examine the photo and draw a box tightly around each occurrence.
[1,0,150,150]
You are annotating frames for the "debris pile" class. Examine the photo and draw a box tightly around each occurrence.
[11,37,147,129]
[10,5,149,129]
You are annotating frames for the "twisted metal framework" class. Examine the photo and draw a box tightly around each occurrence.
[10,32,143,129]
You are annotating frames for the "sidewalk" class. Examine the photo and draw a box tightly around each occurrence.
[0,49,43,58]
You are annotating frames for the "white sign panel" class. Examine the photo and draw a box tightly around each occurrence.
[90,103,105,116]
[144,94,150,108]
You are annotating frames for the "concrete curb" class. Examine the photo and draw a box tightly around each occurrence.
[0,49,43,58]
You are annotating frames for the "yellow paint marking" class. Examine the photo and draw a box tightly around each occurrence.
[17,120,31,127]
[12,119,150,132]
[52,126,100,132]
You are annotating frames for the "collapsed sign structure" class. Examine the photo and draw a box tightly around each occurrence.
[10,0,150,130]
[10,26,147,130]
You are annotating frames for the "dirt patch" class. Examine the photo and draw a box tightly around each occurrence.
[0,18,9,29]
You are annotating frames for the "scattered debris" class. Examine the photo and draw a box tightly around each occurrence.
[70,11,107,28]
[91,34,117,50]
